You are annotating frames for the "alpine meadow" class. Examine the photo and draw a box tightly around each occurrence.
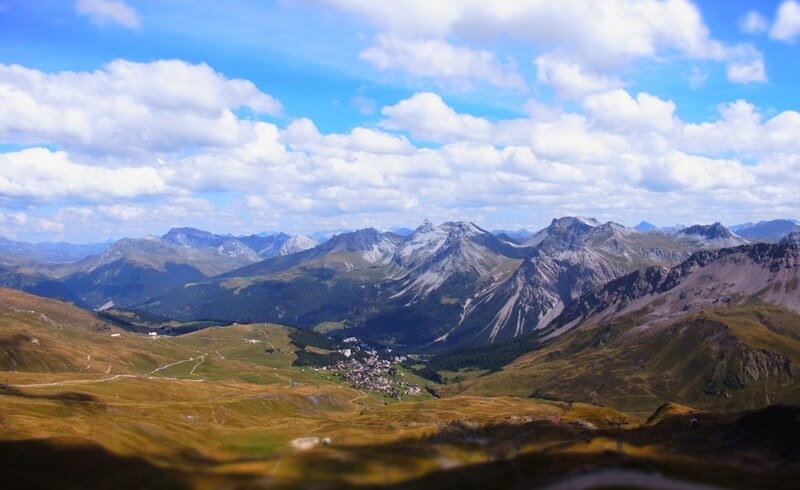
[2,1,800,489]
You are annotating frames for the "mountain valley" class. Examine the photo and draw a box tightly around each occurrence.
[2,217,800,488]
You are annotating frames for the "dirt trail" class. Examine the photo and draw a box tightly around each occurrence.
[189,355,207,377]
[348,388,368,405]
[148,356,200,375]
[11,374,137,388]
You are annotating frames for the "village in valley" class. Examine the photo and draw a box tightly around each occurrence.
[319,337,423,399]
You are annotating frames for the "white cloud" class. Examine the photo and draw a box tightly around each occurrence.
[96,204,147,221]
[282,118,415,156]
[0,60,281,155]
[360,35,524,90]
[740,11,769,34]
[351,96,377,114]
[325,0,766,89]
[325,0,728,63]
[0,148,169,202]
[583,89,678,135]
[641,151,754,192]
[34,218,66,234]
[726,58,767,84]
[528,114,627,164]
[681,100,800,156]
[76,0,140,28]
[534,54,623,100]
[770,0,800,42]
[689,67,708,88]
[2,57,800,241]
[379,92,493,143]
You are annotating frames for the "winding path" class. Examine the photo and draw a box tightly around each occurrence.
[10,374,137,388]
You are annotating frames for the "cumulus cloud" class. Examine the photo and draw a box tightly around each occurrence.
[726,58,767,84]
[379,92,493,143]
[76,0,140,28]
[681,100,800,156]
[0,60,281,155]
[325,0,727,62]
[641,151,754,192]
[0,148,168,202]
[583,89,678,135]
[325,0,764,88]
[770,0,800,42]
[282,118,415,156]
[350,96,377,114]
[534,54,624,100]
[740,11,769,34]
[360,35,525,90]
[1,56,798,241]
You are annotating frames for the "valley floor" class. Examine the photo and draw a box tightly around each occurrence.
[1,288,798,489]
[2,353,799,489]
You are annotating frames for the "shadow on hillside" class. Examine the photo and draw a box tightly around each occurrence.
[0,438,190,490]
[0,405,797,489]
[0,385,104,406]
[282,405,800,489]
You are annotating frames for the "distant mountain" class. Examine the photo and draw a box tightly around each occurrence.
[1,216,781,352]
[58,236,252,309]
[0,237,109,265]
[138,217,705,349]
[0,264,89,308]
[731,219,800,243]
[634,221,658,231]
[447,239,800,411]
[674,222,748,248]
[445,218,695,346]
[138,221,527,346]
[256,230,282,237]
[387,226,414,237]
[310,229,353,243]
[277,235,317,255]
[729,222,753,232]
[491,228,534,242]
[659,224,689,234]
[163,227,316,260]
[0,228,317,310]
[162,227,228,248]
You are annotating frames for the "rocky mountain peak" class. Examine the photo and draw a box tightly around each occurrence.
[162,227,226,248]
[676,222,748,249]
[277,235,317,256]
[779,231,800,245]
[549,216,601,230]
[634,221,658,231]
[525,217,600,251]
[679,222,735,240]
[326,228,384,250]
[217,239,260,262]
[416,219,435,234]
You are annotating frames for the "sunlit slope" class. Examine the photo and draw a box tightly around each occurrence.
[445,303,800,413]
[0,287,307,380]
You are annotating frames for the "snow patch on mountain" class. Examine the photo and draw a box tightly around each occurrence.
[277,235,317,256]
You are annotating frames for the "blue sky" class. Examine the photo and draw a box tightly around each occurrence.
[0,0,799,242]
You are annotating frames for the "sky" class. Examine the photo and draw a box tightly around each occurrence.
[0,0,799,242]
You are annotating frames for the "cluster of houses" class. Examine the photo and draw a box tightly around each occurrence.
[322,337,422,399]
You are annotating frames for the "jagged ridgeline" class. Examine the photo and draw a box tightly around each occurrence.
[438,234,800,412]
[135,218,745,350]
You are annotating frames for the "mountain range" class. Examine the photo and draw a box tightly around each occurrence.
[2,217,800,412]
[443,233,800,411]
[133,218,751,350]
[0,217,796,352]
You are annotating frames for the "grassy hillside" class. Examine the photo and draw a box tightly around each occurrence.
[442,303,800,414]
[3,288,800,488]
